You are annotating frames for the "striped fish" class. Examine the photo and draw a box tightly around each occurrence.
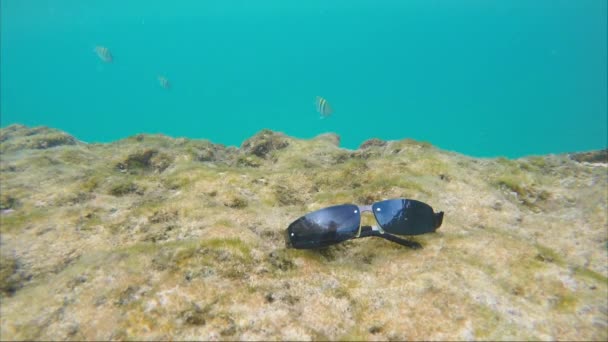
[315,96,333,118]
[158,75,170,89]
[94,46,113,63]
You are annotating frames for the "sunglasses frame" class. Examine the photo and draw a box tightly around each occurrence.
[285,199,444,249]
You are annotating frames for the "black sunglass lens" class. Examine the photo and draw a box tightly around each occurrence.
[287,204,361,249]
[372,199,435,235]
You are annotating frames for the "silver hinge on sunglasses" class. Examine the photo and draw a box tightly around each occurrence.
[371,225,385,234]
[356,224,386,238]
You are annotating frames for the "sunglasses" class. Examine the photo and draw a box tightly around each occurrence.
[285,198,444,249]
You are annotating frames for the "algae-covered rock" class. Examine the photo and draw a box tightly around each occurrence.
[359,138,387,149]
[0,253,30,297]
[241,129,289,158]
[313,132,341,147]
[32,133,76,149]
[179,139,238,164]
[116,149,174,173]
[236,154,263,168]
[0,125,79,152]
[0,193,19,210]
[0,125,606,341]
[108,180,142,196]
[569,149,608,164]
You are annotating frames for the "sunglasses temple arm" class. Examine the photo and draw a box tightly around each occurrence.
[358,226,422,249]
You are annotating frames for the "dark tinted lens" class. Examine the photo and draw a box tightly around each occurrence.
[287,204,361,249]
[372,199,435,235]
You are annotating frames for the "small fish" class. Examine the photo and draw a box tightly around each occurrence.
[315,96,333,118]
[158,75,170,89]
[94,46,113,63]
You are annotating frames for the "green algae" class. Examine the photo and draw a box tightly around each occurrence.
[2,125,607,341]
[109,180,142,196]
[273,184,305,206]
[0,254,23,296]
[30,133,77,151]
[495,174,550,210]
[0,126,78,153]
[312,190,355,205]
[0,208,49,233]
[59,238,256,280]
[236,155,263,168]
[471,304,507,339]
[0,192,19,210]
[495,174,528,196]
[162,173,193,190]
[419,158,450,176]
[267,249,297,273]
[520,155,554,173]
[241,129,290,159]
[80,175,102,193]
[533,243,564,266]
[459,254,498,276]
[200,237,252,257]
[572,266,608,284]
[367,173,427,195]
[76,212,103,231]
[338,330,368,341]
[552,293,578,312]
[224,196,248,209]
[114,149,174,174]
[213,218,235,228]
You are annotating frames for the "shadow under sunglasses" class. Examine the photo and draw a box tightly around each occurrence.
[285,198,444,249]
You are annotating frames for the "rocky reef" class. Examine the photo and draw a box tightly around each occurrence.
[0,124,606,341]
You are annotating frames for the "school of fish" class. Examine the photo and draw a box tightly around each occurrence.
[95,46,333,118]
[315,96,333,118]
[158,75,170,89]
[94,46,113,63]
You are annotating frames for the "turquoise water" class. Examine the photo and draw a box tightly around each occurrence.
[1,0,606,158]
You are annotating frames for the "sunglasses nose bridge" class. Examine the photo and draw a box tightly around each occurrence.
[357,204,382,228]
[357,204,373,213]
